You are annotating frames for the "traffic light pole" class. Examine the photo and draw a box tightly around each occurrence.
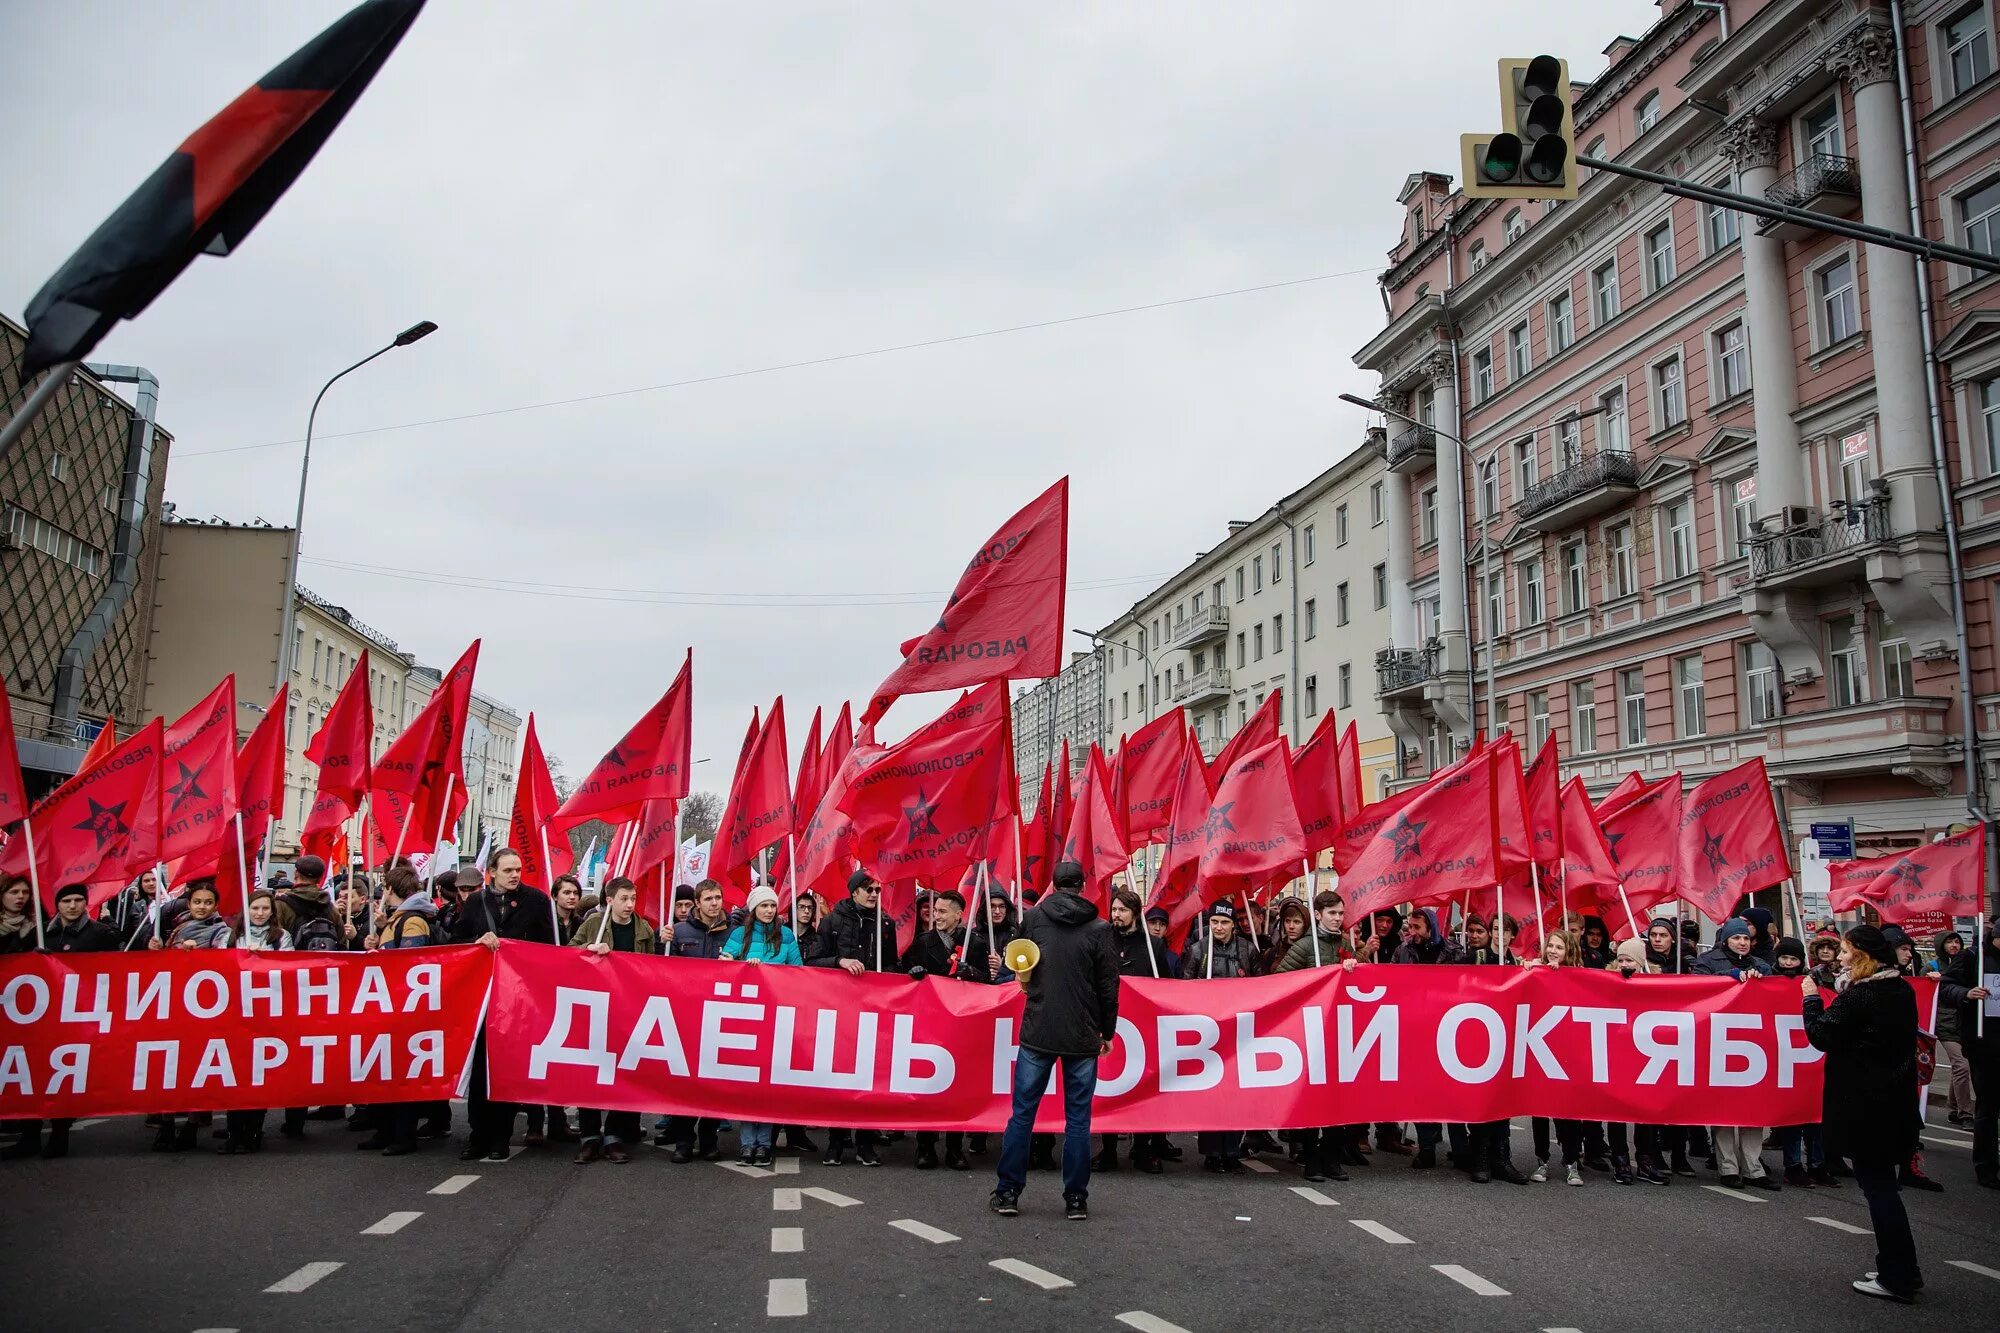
[1576,154,2000,275]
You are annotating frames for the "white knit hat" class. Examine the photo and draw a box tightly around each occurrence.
[745,885,779,915]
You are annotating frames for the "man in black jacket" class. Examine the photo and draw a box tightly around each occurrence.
[4,885,118,1159]
[455,850,556,1161]
[1100,888,1170,1173]
[819,871,898,1166]
[990,862,1119,1221]
[907,889,976,1170]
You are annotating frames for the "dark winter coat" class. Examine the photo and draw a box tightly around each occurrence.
[272,885,333,939]
[1388,909,1463,965]
[1803,971,1921,1167]
[1114,925,1172,978]
[449,886,558,946]
[795,915,837,965]
[44,915,120,953]
[905,927,980,982]
[1577,916,1615,970]
[1015,890,1120,1055]
[671,911,733,960]
[1179,931,1260,979]
[1692,943,1773,980]
[1274,927,1352,973]
[813,896,898,971]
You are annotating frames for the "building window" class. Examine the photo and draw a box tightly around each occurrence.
[1478,456,1499,519]
[1370,480,1385,525]
[2,506,106,576]
[1592,260,1621,324]
[1600,384,1627,452]
[1605,519,1636,598]
[1416,593,1441,642]
[1557,416,1583,468]
[1509,321,1532,379]
[1211,579,1224,609]
[1571,681,1598,755]
[1191,590,1204,615]
[1305,598,1318,639]
[1338,663,1352,710]
[1645,221,1677,290]
[312,637,323,684]
[1664,495,1696,579]
[1743,642,1781,725]
[1253,555,1263,591]
[1654,355,1687,429]
[1634,90,1661,135]
[1272,614,1284,652]
[1674,654,1706,737]
[1548,292,1574,353]
[1515,437,1539,494]
[1493,697,1511,734]
[1373,563,1388,609]
[1420,486,1439,545]
[1561,539,1588,614]
[1705,188,1741,253]
[1235,567,1245,601]
[1729,475,1758,558]
[1335,584,1350,626]
[1415,383,1436,426]
[1714,322,1750,399]
[1960,176,2000,258]
[1470,239,1488,270]
[1979,377,2000,473]
[1271,542,1283,583]
[1802,98,1845,158]
[1875,611,1914,698]
[1827,615,1868,707]
[1235,632,1246,668]
[1619,668,1647,746]
[1839,429,1876,504]
[1473,348,1495,402]
[1484,569,1505,639]
[1304,523,1318,563]
[1528,690,1551,751]
[1817,255,1860,344]
[1519,557,1545,625]
[1504,208,1524,242]
[1944,5,1995,96]
[1305,676,1318,717]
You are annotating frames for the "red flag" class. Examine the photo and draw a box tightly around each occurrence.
[1596,770,1647,817]
[1209,689,1281,780]
[551,650,693,830]
[863,478,1068,726]
[1147,742,1218,934]
[73,716,119,777]
[199,685,289,912]
[1524,737,1563,873]
[1111,712,1186,850]
[1331,741,1484,875]
[1337,721,1363,821]
[1291,710,1344,856]
[159,677,240,869]
[1558,776,1625,923]
[1049,740,1074,847]
[0,718,164,913]
[1491,737,1534,883]
[1059,744,1128,908]
[306,647,374,809]
[767,705,821,893]
[624,798,683,900]
[1337,747,1500,921]
[1676,758,1791,925]
[1019,763,1056,895]
[1598,773,1683,922]
[1828,825,1985,922]
[510,714,572,890]
[1196,738,1307,895]
[370,641,478,857]
[713,698,793,895]
[0,677,25,829]
[299,788,352,863]
[841,683,1017,883]
[794,731,885,903]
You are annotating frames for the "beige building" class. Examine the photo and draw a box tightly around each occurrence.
[403,661,521,853]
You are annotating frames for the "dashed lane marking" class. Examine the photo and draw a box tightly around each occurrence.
[1949,1260,2000,1281]
[1116,1314,1193,1333]
[771,1227,803,1253]
[1350,1220,1413,1244]
[888,1218,959,1244]
[264,1262,343,1294]
[1288,1186,1339,1206]
[1701,1184,1767,1203]
[191,1327,240,1332]
[773,1189,801,1212]
[1432,1265,1509,1296]
[720,1161,775,1178]
[767,1278,809,1317]
[1241,1158,1277,1174]
[1807,1216,1871,1235]
[1543,1327,1584,1332]
[429,1175,479,1195]
[360,1211,422,1236]
[800,1186,861,1207]
[989,1258,1073,1290]
[773,1156,800,1175]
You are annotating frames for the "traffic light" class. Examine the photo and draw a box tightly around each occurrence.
[1461,56,1577,200]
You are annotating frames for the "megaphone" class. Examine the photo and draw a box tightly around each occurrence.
[1004,938,1040,976]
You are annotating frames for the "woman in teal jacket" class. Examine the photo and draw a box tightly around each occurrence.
[721,885,802,1163]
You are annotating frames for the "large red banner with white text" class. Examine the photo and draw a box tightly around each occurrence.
[484,945,1895,1131]
[0,948,492,1118]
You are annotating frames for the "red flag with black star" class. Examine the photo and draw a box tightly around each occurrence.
[712,699,793,897]
[1597,773,1683,926]
[1111,710,1186,851]
[19,1,428,376]
[1524,736,1563,873]
[1291,709,1344,856]
[0,717,164,913]
[1146,741,1219,936]
[0,677,26,830]
[1196,738,1307,898]
[1209,689,1281,781]
[794,730,885,904]
[840,682,1017,883]
[1018,762,1056,895]
[1059,743,1128,908]
[1050,740,1074,850]
[1558,775,1626,925]
[863,479,1068,727]
[509,714,572,890]
[1337,746,1501,921]
[551,650,693,831]
[1675,757,1790,925]
[1595,770,1647,817]
[1828,825,1985,921]
[160,677,240,869]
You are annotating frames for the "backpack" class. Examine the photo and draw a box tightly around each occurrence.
[292,914,341,952]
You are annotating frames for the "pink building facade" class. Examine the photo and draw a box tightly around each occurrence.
[1355,0,2000,871]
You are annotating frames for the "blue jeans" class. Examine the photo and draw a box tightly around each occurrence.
[996,1047,1097,1199]
[740,1121,774,1151]
[1779,1123,1823,1170]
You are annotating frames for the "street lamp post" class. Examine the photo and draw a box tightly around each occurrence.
[274,321,438,694]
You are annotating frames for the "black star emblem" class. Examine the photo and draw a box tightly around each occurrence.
[1605,829,1626,864]
[901,789,943,840]
[165,761,207,814]
[1061,834,1080,862]
[1022,852,1043,883]
[73,797,130,849]
[1382,813,1426,862]
[1700,830,1729,873]
[1196,801,1237,845]
[1887,857,1925,891]
[602,744,630,769]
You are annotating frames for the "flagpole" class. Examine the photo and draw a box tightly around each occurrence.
[540,826,561,944]
[426,775,457,889]
[956,862,982,976]
[232,811,251,920]
[1010,818,1025,912]
[1529,861,1546,962]
[1241,891,1261,952]
[24,821,44,950]
[1305,858,1320,969]
[1497,871,1507,963]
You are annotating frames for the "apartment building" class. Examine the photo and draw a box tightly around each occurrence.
[1355,0,2000,860]
[1013,650,1104,814]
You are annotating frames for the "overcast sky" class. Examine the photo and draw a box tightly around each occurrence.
[1,0,1657,788]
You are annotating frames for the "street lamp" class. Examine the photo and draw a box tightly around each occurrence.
[274,322,438,692]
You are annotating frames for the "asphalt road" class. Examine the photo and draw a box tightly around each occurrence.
[1,1103,1994,1332]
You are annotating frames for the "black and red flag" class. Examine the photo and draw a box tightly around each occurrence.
[0,718,165,913]
[369,640,477,860]
[1111,711,1187,851]
[19,1,428,376]
[1675,758,1789,925]
[551,650,693,833]
[1209,689,1281,781]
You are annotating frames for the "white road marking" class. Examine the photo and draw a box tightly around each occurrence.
[429,1175,480,1195]
[888,1218,959,1244]
[360,1211,422,1236]
[1920,1135,1972,1150]
[773,1156,800,1175]
[1701,1184,1766,1203]
[191,1328,240,1332]
[720,1161,774,1178]
[1117,1314,1193,1333]
[800,1186,861,1207]
[767,1277,809,1317]
[1350,1220,1413,1244]
[1241,1157,1277,1173]
[771,1227,803,1253]
[989,1258,1073,1290]
[1432,1264,1509,1296]
[70,1118,107,1131]
[264,1262,343,1293]
[1949,1260,2000,1281]
[1808,1215,1871,1235]
[1289,1186,1339,1206]
[773,1188,801,1212]
[1543,1327,1584,1332]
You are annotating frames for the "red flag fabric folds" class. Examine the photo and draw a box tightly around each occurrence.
[712,699,793,894]
[1675,758,1790,925]
[768,705,822,894]
[1598,773,1683,924]
[794,734,883,905]
[1111,712,1186,851]
[1336,722,1363,822]
[1019,764,1057,896]
[1558,776,1626,924]
[1337,748,1500,921]
[552,650,693,830]
[510,714,572,890]
[1196,739,1307,896]
[840,683,1017,883]
[1059,744,1128,908]
[306,647,374,809]
[0,718,164,911]
[370,641,478,857]
[1828,825,1985,922]
[1524,737,1563,873]
[863,479,1068,726]
[1291,710,1344,856]
[1147,743,1218,935]
[160,677,239,868]
[1209,689,1280,781]
[196,685,289,911]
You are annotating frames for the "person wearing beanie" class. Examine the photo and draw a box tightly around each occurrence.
[1692,919,1779,1190]
[1642,917,1686,974]
[1693,918,1772,981]
[713,884,801,1166]
[1142,906,1180,978]
[1,884,115,1161]
[1802,924,1926,1302]
[1809,933,1843,988]
[1771,938,1834,1188]
[1738,905,1778,964]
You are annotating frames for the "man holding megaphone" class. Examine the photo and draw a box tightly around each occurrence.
[990,862,1122,1222]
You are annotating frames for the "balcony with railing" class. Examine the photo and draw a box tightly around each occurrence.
[1746,497,1892,589]
[1375,643,1442,699]
[1515,450,1637,531]
[1169,604,1229,651]
[1383,423,1437,476]
[1172,667,1231,707]
[1759,153,1861,240]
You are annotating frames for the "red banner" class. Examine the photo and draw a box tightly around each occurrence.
[0,948,492,1119]
[483,944,1870,1131]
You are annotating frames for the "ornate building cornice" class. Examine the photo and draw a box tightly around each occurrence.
[1718,117,1780,172]
[1827,23,1896,89]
